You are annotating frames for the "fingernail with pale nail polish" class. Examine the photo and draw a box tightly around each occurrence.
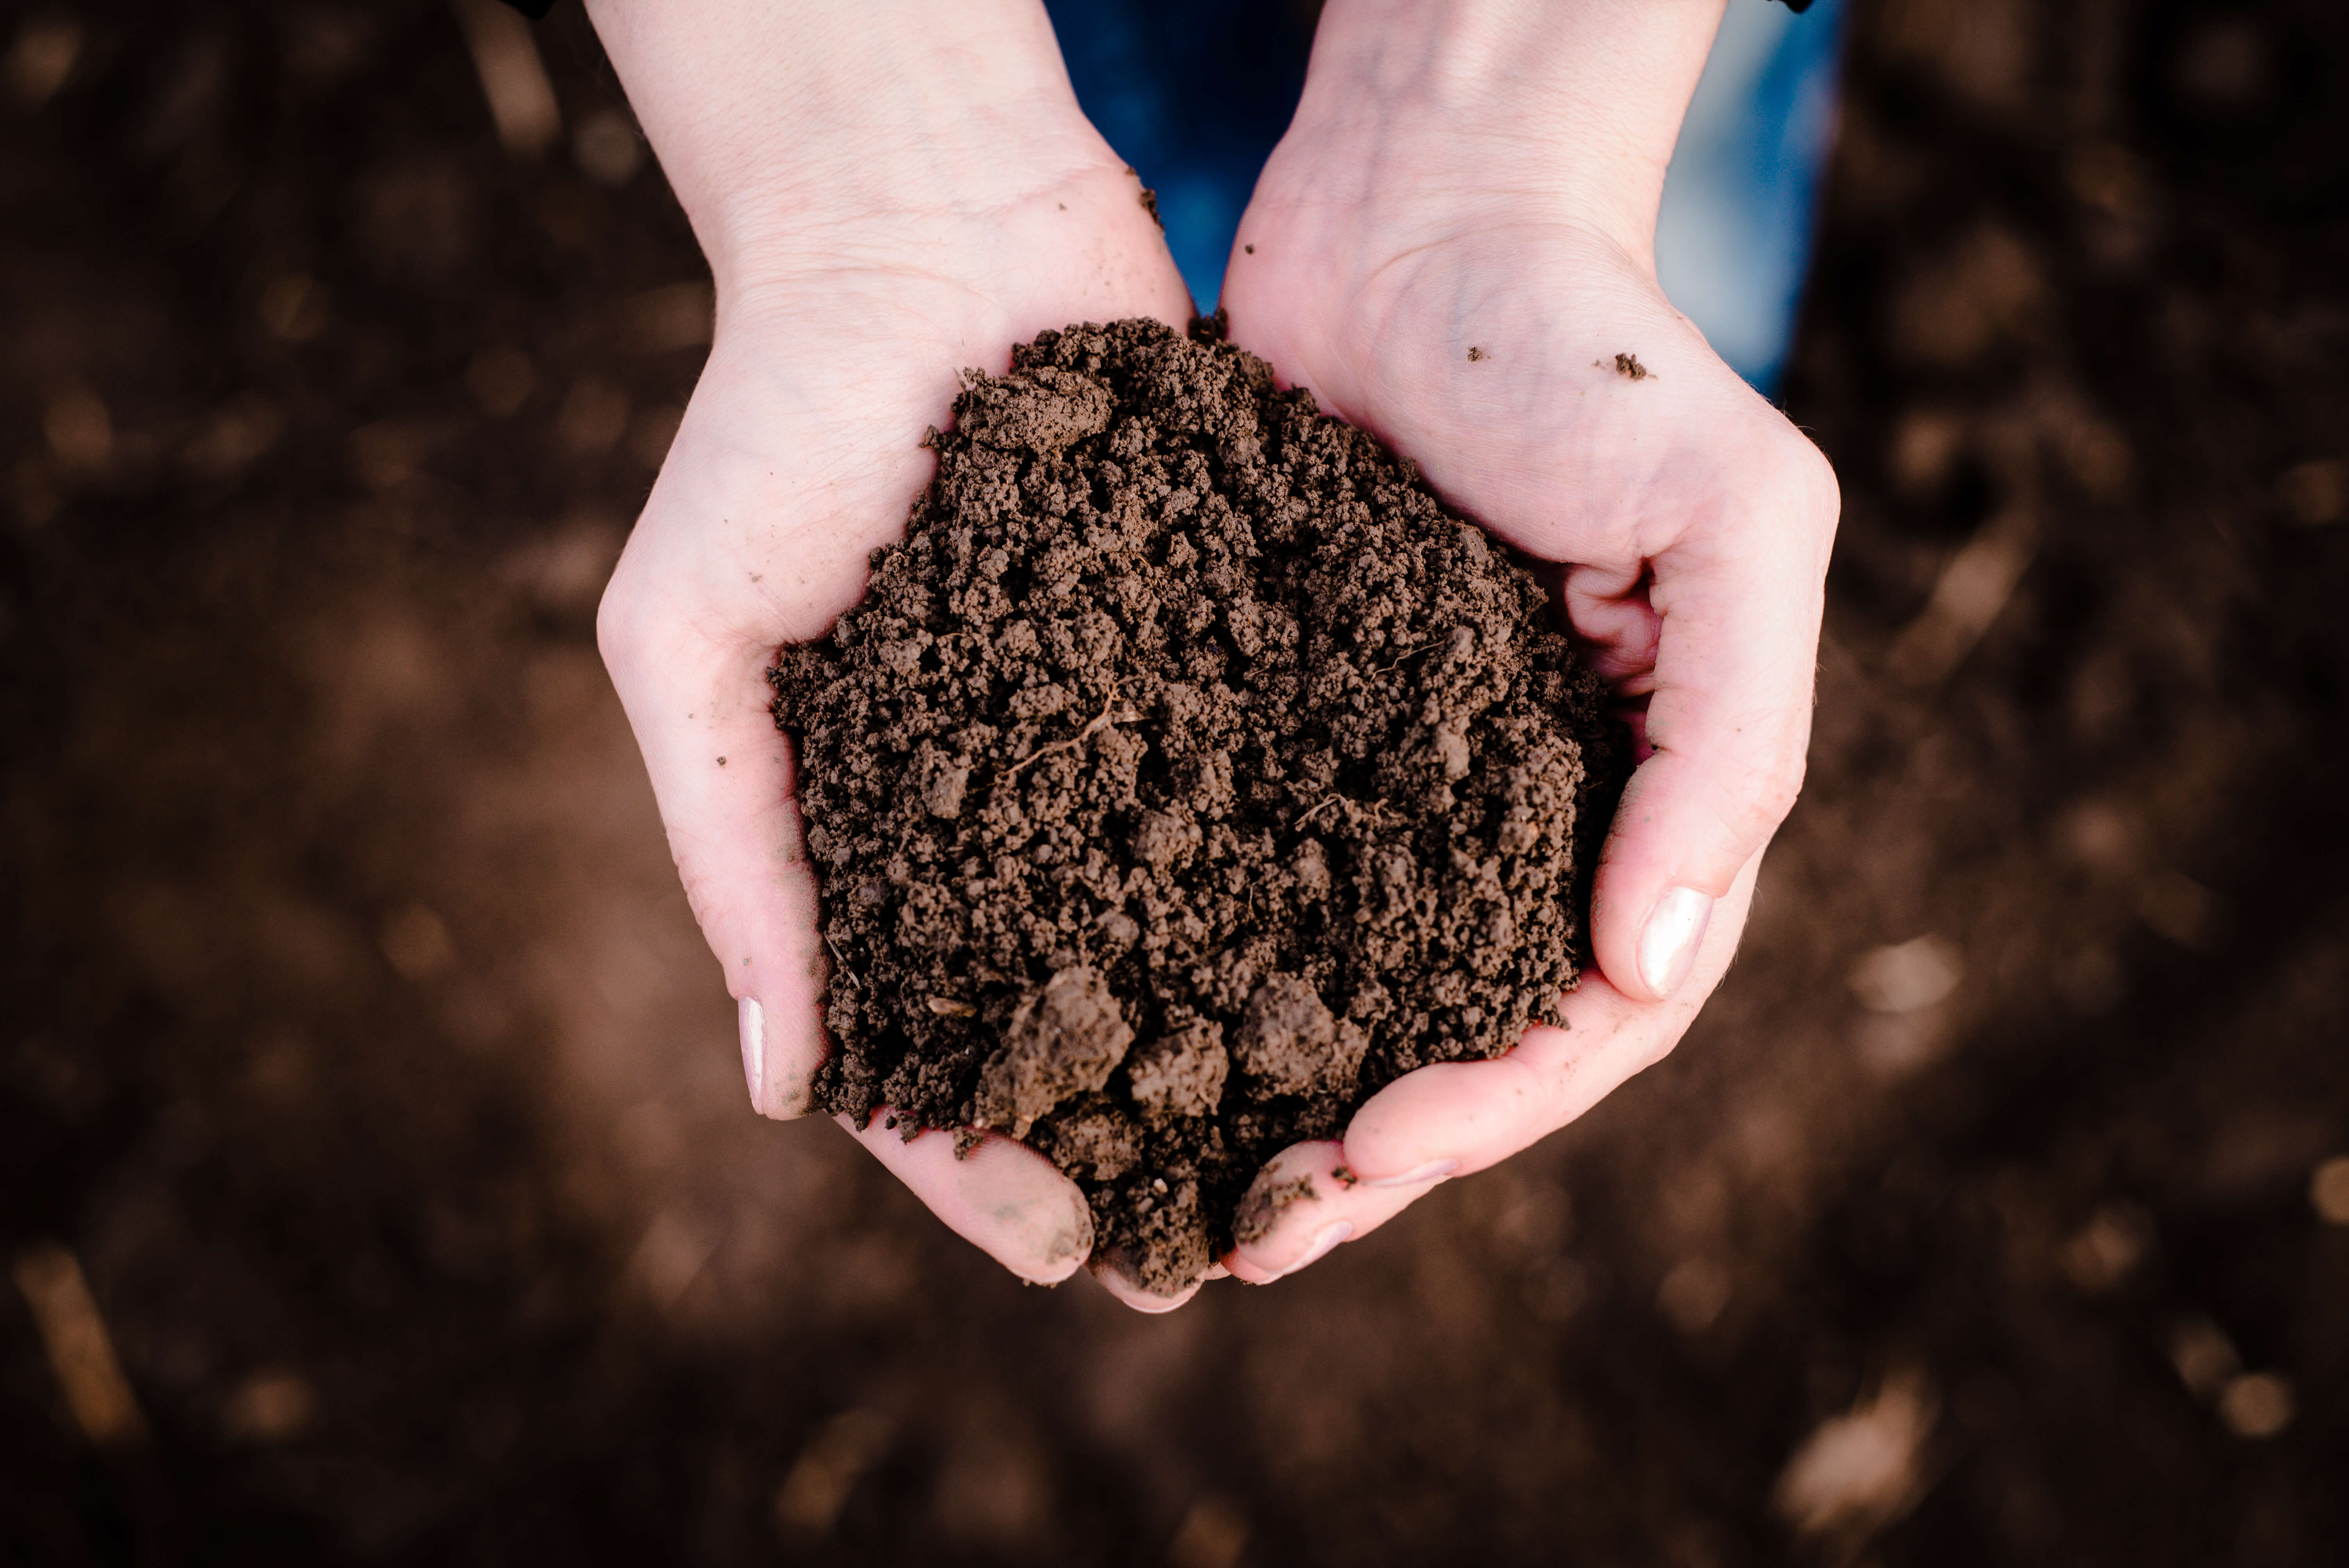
[1366,1158,1458,1189]
[1114,1283,1193,1315]
[1268,1220,1351,1281]
[738,996,767,1113]
[1638,886,1713,999]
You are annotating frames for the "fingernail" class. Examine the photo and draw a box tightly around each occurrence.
[738,996,766,1113]
[1123,1292,1189,1314]
[1105,1275,1196,1314]
[1638,886,1713,999]
[1267,1220,1351,1282]
[1365,1158,1458,1190]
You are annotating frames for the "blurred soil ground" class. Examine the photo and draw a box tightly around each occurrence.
[4,1,2346,1564]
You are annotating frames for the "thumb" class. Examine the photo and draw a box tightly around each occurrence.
[598,567,829,1118]
[1586,444,1836,1001]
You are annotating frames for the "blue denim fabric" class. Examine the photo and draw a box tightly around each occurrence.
[1046,0,1843,394]
[1655,0,1846,391]
[1042,0,1314,312]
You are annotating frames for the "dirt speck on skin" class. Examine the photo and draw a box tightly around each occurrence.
[1468,346,1488,362]
[1126,166,1164,230]
[1613,352,1651,381]
[771,318,1624,1293]
[1232,1172,1320,1247]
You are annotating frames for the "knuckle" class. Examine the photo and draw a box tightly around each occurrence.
[593,553,653,671]
[1786,442,1843,555]
[1751,419,1843,542]
[1790,434,1841,517]
[1750,744,1809,828]
[1709,739,1807,847]
[1736,770,1805,846]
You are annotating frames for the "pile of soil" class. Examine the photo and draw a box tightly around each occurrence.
[771,319,1623,1291]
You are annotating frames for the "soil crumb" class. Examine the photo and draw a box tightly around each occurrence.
[1613,352,1650,381]
[771,318,1623,1293]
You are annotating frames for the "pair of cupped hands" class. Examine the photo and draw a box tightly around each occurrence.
[586,0,1837,1310]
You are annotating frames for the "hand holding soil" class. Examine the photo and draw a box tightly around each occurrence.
[586,0,1839,1310]
[586,0,1192,1286]
[772,319,1627,1301]
[1206,0,1841,1286]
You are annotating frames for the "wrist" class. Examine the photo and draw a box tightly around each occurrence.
[1286,0,1728,262]
[585,0,1125,299]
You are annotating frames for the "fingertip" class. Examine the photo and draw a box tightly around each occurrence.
[1634,884,1714,1001]
[1226,1142,1343,1280]
[1224,1141,1426,1283]
[1222,1252,1280,1286]
[838,1112,1094,1285]
[1588,759,1743,1003]
[1283,1219,1353,1278]
[739,995,771,1113]
[1088,1259,1205,1313]
[740,993,823,1119]
[1224,1217,1353,1285]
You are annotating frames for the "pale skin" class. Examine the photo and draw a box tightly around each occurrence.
[584,0,1838,1310]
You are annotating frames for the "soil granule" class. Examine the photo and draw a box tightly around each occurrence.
[770,318,1624,1293]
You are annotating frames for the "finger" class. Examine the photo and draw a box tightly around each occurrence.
[1217,785,1758,1283]
[599,570,828,1120]
[1219,850,1752,1278]
[1561,558,1661,693]
[1586,442,1835,1001]
[1087,1259,1206,1314]
[1340,851,1761,1185]
[1222,1140,1438,1284]
[837,1113,1095,1286]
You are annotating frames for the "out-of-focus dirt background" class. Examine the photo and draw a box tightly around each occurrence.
[5,1,2345,1563]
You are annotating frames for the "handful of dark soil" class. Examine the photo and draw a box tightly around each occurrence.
[770,318,1623,1293]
